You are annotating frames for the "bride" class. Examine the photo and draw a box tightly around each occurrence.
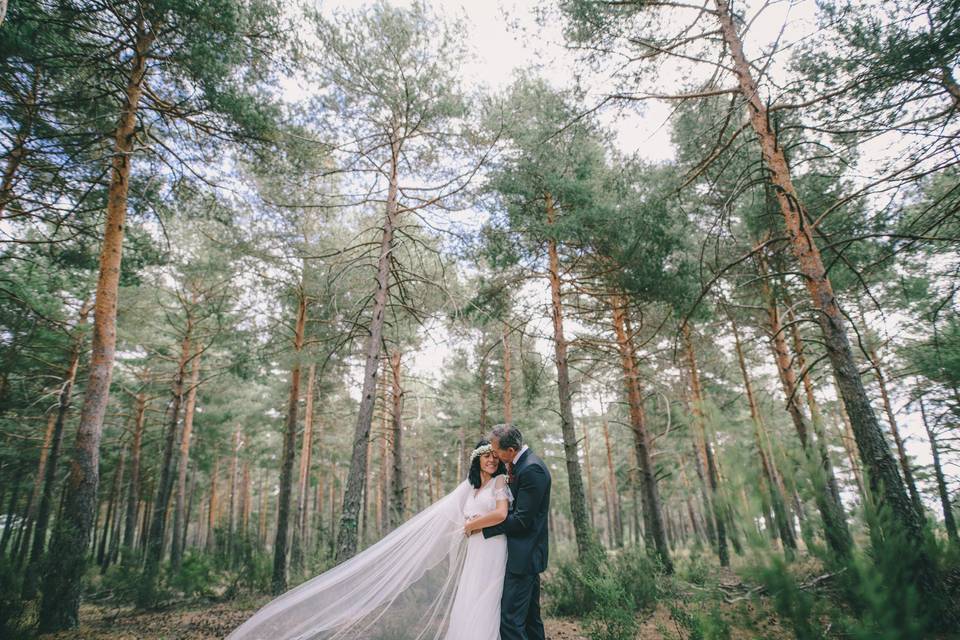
[226,440,513,640]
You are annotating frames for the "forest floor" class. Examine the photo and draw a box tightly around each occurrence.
[33,566,796,640]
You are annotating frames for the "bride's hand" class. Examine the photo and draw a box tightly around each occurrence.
[463,516,478,536]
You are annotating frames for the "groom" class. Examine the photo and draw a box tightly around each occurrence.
[482,423,552,640]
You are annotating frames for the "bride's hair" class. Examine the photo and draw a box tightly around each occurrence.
[468,438,507,488]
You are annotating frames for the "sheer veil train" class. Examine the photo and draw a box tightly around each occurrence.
[226,480,472,640]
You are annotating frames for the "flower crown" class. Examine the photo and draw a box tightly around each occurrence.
[470,444,494,463]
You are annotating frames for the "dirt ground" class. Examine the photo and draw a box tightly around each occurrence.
[37,598,589,640]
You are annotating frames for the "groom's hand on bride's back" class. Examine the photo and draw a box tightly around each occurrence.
[482,464,548,538]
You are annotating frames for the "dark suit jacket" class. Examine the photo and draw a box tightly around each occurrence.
[482,448,551,575]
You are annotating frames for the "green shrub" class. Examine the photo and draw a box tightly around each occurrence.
[584,572,639,640]
[668,600,731,640]
[0,558,29,638]
[608,546,662,612]
[680,550,711,587]
[99,561,146,605]
[169,551,218,599]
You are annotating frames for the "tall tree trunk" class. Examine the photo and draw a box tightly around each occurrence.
[545,192,594,560]
[17,413,57,569]
[714,0,927,562]
[207,457,219,552]
[583,420,595,526]
[727,311,796,553]
[683,322,729,567]
[336,138,401,562]
[601,416,623,548]
[273,282,307,594]
[479,351,489,435]
[172,344,202,572]
[865,342,924,518]
[610,295,672,570]
[98,449,125,572]
[292,363,316,570]
[502,323,513,424]
[38,26,153,631]
[920,396,957,545]
[140,328,192,605]
[123,388,148,553]
[757,257,852,558]
[24,301,91,600]
[785,304,845,510]
[389,351,405,529]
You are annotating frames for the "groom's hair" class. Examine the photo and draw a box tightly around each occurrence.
[490,423,523,451]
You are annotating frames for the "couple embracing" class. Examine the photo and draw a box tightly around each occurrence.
[228,423,552,640]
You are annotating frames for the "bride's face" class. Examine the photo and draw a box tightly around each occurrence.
[479,451,500,476]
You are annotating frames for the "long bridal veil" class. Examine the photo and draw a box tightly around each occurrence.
[226,480,472,640]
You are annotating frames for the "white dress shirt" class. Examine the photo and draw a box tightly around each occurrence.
[512,444,529,465]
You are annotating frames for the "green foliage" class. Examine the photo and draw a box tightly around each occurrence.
[99,561,153,606]
[0,558,29,638]
[546,545,663,640]
[678,550,711,587]
[169,552,218,599]
[667,600,732,640]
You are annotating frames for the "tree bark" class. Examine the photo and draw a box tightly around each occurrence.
[502,323,513,424]
[864,341,924,519]
[98,448,125,572]
[601,416,623,548]
[545,192,595,560]
[140,328,192,605]
[293,363,316,569]
[683,322,728,567]
[38,25,153,631]
[207,456,219,552]
[123,387,148,553]
[757,257,852,558]
[919,396,957,545]
[610,295,672,570]
[389,351,405,529]
[727,311,796,552]
[172,343,202,572]
[714,0,927,561]
[336,137,401,562]
[273,282,307,593]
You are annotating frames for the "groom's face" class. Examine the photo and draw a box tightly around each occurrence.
[490,437,517,464]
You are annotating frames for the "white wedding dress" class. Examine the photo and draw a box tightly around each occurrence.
[226,475,511,640]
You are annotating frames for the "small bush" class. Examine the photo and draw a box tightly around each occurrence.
[668,600,731,640]
[680,550,711,587]
[608,546,662,612]
[169,552,218,599]
[0,558,28,638]
[584,573,639,640]
[98,561,146,605]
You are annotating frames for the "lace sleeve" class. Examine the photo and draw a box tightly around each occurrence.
[492,474,513,505]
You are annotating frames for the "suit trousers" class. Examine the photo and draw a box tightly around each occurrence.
[500,571,545,640]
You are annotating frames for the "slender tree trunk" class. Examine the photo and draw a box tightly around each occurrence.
[727,311,796,553]
[98,449,125,572]
[545,192,594,560]
[502,323,513,424]
[38,25,154,631]
[837,399,867,500]
[715,0,927,562]
[17,413,57,569]
[124,389,147,553]
[583,420,595,527]
[24,302,91,599]
[610,295,672,570]
[601,416,623,548]
[757,257,851,558]
[292,363,316,570]
[337,138,401,562]
[172,343,202,572]
[920,396,957,545]
[866,343,924,518]
[139,326,191,605]
[207,457,219,552]
[1,480,23,555]
[389,351,405,529]
[479,352,489,434]
[683,322,728,567]
[273,282,307,594]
